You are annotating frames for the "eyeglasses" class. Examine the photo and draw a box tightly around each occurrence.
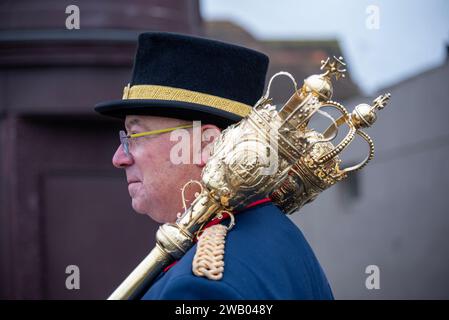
[119,124,193,157]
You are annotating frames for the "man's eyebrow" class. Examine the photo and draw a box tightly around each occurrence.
[125,118,142,130]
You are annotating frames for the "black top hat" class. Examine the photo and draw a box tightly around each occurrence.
[94,32,269,128]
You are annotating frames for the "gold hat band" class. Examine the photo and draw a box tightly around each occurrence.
[122,84,252,118]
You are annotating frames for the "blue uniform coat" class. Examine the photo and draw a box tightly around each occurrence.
[142,202,334,300]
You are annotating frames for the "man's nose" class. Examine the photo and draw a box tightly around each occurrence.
[112,145,134,168]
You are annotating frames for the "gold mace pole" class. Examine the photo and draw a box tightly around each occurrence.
[108,244,170,300]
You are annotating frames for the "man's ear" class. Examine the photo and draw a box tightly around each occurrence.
[197,124,221,168]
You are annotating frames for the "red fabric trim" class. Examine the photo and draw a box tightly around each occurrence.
[244,197,272,209]
[164,260,178,272]
[199,197,272,232]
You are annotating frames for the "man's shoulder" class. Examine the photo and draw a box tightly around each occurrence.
[142,203,334,299]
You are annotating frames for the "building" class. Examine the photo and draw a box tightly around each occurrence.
[0,0,202,299]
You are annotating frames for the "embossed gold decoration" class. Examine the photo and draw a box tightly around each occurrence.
[108,56,391,299]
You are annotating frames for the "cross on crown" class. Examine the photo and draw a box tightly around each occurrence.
[320,56,347,80]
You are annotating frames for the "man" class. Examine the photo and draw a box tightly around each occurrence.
[95,32,334,299]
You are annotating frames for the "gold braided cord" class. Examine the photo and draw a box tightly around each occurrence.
[192,224,227,281]
[123,84,252,118]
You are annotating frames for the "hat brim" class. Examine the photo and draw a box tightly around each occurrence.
[94,99,244,128]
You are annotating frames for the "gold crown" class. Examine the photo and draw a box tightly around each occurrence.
[269,56,391,214]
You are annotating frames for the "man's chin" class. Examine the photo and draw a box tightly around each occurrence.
[131,199,147,215]
[131,199,165,222]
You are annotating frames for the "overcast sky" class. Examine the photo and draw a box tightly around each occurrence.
[201,0,449,95]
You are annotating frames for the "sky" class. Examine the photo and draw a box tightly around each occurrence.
[201,0,449,95]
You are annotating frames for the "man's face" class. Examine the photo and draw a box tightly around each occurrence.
[112,115,219,223]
